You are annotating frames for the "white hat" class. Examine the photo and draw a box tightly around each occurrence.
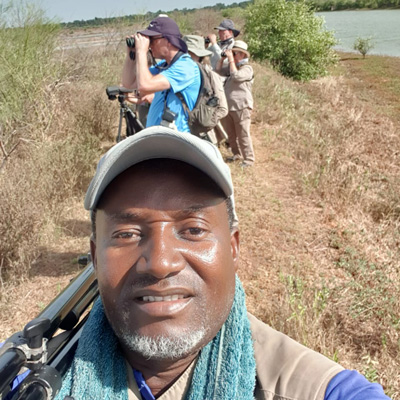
[84,126,234,211]
[232,40,250,58]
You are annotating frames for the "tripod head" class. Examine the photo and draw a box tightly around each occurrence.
[106,86,135,101]
[105,86,144,142]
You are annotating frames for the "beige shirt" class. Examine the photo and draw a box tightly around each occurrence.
[126,313,343,400]
[222,63,254,111]
[127,359,197,400]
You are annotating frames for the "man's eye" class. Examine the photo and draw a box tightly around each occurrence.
[113,230,142,240]
[180,226,207,239]
[188,228,204,235]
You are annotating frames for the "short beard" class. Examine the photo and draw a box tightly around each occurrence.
[119,329,206,360]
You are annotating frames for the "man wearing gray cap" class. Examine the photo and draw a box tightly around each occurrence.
[121,16,200,132]
[55,127,391,399]
[207,18,240,71]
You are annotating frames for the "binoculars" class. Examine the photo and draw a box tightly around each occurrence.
[126,37,135,48]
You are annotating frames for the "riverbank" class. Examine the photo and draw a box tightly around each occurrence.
[0,47,399,397]
[312,0,400,11]
[318,9,400,57]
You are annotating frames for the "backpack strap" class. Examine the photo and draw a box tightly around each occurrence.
[155,50,186,71]
[159,51,190,120]
[175,61,202,116]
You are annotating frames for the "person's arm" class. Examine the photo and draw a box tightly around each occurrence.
[134,34,170,96]
[215,53,226,75]
[325,370,391,400]
[207,33,222,70]
[229,64,253,83]
[209,70,228,120]
[225,49,237,74]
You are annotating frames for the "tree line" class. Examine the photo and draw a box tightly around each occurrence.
[312,0,400,11]
[60,0,399,29]
[60,1,250,29]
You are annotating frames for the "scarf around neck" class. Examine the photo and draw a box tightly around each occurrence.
[55,276,256,400]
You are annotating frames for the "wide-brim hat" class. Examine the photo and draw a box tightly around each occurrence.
[232,40,250,58]
[84,126,234,212]
[215,19,240,37]
[138,16,188,53]
[183,35,212,58]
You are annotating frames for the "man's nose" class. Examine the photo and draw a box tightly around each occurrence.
[136,228,185,278]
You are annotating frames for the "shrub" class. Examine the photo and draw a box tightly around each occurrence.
[245,0,338,81]
[0,2,60,134]
[353,36,375,58]
[0,4,118,285]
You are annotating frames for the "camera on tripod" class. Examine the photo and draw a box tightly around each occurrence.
[106,86,134,101]
[105,86,144,141]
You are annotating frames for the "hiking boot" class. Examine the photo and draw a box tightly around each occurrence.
[225,155,241,163]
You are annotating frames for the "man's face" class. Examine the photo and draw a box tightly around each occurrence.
[218,29,233,41]
[91,160,239,361]
[149,35,168,59]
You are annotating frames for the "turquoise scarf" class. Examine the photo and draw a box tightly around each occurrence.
[55,276,256,400]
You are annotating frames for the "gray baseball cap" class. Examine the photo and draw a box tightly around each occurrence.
[84,126,234,211]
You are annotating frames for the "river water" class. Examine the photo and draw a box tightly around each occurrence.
[316,9,400,57]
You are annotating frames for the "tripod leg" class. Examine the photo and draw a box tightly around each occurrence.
[125,107,144,136]
[116,106,124,142]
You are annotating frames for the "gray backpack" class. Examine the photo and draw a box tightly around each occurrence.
[176,62,221,137]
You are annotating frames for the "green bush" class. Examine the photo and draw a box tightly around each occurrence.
[245,0,338,81]
[0,2,60,132]
[353,36,375,58]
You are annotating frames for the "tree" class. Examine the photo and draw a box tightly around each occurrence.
[353,36,375,58]
[245,0,338,81]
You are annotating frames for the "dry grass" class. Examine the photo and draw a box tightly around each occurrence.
[0,24,399,398]
[0,42,122,285]
[234,56,400,397]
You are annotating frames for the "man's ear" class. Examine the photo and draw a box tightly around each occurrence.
[230,228,240,272]
[90,234,97,272]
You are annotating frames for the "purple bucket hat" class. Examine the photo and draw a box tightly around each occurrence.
[138,17,188,53]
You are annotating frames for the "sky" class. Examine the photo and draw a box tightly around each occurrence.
[32,0,240,23]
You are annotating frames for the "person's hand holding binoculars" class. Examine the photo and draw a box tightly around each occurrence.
[223,49,234,63]
[134,33,150,54]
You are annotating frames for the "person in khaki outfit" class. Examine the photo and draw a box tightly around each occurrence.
[55,128,391,400]
[216,40,255,167]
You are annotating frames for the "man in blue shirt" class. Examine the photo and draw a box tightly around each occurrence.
[121,17,200,132]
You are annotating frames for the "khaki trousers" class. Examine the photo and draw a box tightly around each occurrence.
[221,108,255,164]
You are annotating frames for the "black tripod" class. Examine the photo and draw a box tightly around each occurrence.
[106,86,144,142]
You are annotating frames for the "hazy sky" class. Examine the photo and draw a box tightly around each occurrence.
[33,0,240,23]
